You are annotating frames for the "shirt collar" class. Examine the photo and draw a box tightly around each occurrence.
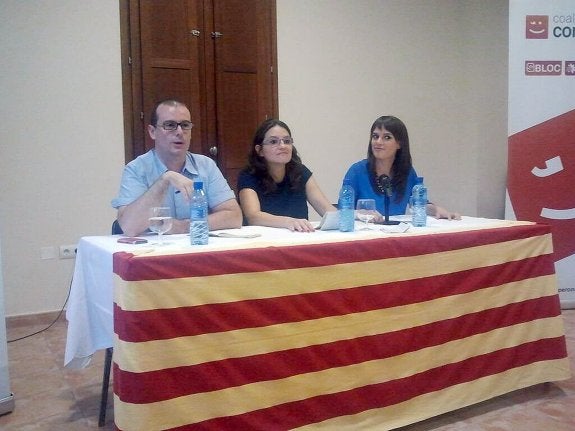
[152,149,199,177]
[182,153,199,176]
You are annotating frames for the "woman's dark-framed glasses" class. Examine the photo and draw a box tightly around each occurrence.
[262,137,294,146]
[160,120,194,131]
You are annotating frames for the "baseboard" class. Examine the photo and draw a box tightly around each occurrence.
[5,311,63,330]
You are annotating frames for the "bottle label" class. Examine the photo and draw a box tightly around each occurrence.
[190,220,209,245]
[412,205,427,227]
[191,207,207,219]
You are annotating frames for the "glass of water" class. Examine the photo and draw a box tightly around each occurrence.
[149,207,173,245]
[356,199,376,230]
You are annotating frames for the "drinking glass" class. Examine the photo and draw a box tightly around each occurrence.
[356,199,376,230]
[149,207,173,245]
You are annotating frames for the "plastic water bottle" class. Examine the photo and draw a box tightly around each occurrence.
[338,179,355,232]
[190,181,209,245]
[411,177,427,227]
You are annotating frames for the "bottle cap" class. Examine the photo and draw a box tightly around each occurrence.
[416,177,424,184]
[343,178,352,185]
[194,181,203,190]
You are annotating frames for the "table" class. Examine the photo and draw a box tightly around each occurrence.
[65,217,571,430]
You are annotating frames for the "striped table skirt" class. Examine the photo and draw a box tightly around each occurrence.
[112,222,570,430]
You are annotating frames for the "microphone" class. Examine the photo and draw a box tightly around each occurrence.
[379,175,393,198]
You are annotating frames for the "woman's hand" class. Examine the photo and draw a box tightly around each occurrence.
[363,210,384,224]
[285,217,316,232]
[429,204,461,220]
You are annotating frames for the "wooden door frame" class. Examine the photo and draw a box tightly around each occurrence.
[119,0,141,163]
[118,0,279,164]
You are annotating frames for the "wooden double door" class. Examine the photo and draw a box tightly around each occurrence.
[121,0,278,190]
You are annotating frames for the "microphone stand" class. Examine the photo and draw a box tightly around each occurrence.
[380,176,400,225]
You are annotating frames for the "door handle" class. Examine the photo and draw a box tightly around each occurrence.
[190,29,200,37]
[211,32,223,39]
[209,146,218,156]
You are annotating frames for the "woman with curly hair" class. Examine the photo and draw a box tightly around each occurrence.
[238,119,336,232]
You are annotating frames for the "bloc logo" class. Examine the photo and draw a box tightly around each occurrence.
[508,110,575,261]
[525,60,562,75]
[526,15,549,39]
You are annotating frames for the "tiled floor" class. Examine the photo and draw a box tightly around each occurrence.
[1,310,574,430]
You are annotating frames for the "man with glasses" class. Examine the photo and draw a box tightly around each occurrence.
[112,99,242,236]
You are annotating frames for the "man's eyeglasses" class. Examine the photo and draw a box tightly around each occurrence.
[158,120,194,131]
[262,137,294,146]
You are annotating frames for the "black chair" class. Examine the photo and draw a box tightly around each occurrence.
[99,220,123,426]
[111,219,123,235]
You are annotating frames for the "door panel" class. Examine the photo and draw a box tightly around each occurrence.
[139,0,205,152]
[214,0,258,72]
[212,0,276,189]
[217,73,259,191]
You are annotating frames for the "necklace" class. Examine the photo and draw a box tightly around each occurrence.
[375,174,392,195]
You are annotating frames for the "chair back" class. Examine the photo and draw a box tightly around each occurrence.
[112,220,123,235]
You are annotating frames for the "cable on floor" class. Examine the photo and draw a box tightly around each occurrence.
[7,274,72,343]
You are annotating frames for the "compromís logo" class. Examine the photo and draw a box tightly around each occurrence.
[526,15,548,39]
[526,13,575,39]
[508,109,575,261]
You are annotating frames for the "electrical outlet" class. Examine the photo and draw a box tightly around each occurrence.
[59,244,77,259]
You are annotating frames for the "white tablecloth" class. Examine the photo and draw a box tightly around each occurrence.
[64,216,520,368]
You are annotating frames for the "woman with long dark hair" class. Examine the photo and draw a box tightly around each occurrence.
[343,115,459,220]
[238,119,336,232]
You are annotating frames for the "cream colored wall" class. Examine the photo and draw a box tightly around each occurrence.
[0,0,508,317]
[0,1,125,317]
[277,0,508,220]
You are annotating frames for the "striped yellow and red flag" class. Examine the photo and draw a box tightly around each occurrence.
[112,223,570,430]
